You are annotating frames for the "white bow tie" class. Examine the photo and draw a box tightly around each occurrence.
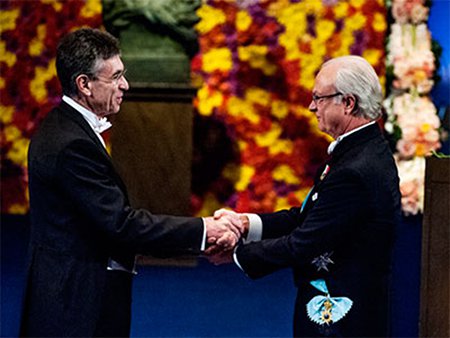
[93,117,112,134]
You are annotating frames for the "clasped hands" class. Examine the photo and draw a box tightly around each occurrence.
[203,209,248,265]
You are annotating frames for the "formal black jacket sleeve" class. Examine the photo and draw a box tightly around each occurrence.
[236,167,369,279]
[57,138,203,256]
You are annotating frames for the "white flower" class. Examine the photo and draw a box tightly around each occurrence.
[395,156,426,215]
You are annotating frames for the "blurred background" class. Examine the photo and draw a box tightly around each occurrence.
[1,0,449,337]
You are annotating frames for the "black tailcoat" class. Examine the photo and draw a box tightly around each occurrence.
[236,123,401,337]
[21,102,203,337]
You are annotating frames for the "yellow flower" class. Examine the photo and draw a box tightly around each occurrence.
[235,165,255,191]
[332,30,354,57]
[42,0,62,11]
[236,10,252,31]
[81,0,102,18]
[8,138,30,167]
[0,105,14,124]
[302,0,323,15]
[202,48,232,72]
[269,139,293,155]
[4,125,21,142]
[197,86,223,116]
[420,123,432,133]
[238,45,276,75]
[373,12,386,32]
[0,8,20,33]
[245,87,270,106]
[262,63,277,76]
[279,33,302,60]
[223,163,254,193]
[346,12,367,31]
[276,3,307,32]
[267,0,291,17]
[30,60,57,103]
[237,140,248,152]
[274,197,291,211]
[273,165,300,184]
[334,1,349,19]
[196,5,226,34]
[415,143,427,157]
[316,20,335,42]
[299,76,316,91]
[300,54,322,73]
[349,0,365,9]
[299,59,317,91]
[292,106,313,119]
[8,203,29,215]
[413,69,427,83]
[362,49,382,67]
[271,100,289,119]
[29,24,46,57]
[310,37,327,57]
[379,75,386,96]
[255,124,282,147]
[275,3,311,60]
[227,96,259,124]
[0,41,17,68]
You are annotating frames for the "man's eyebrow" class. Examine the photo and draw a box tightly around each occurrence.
[112,69,124,77]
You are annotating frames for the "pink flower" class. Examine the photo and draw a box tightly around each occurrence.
[397,139,417,159]
[392,0,409,24]
[410,3,429,23]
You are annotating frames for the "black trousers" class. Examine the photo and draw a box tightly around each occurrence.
[94,270,133,338]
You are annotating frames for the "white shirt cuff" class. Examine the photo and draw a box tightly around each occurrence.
[233,213,262,272]
[233,246,245,272]
[201,218,207,251]
[244,213,263,243]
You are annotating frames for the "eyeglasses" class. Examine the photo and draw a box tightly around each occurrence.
[92,69,127,85]
[311,92,343,105]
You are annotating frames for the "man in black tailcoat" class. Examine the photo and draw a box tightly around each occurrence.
[20,28,243,338]
[210,55,401,338]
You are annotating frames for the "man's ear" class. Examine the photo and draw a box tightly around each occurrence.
[343,94,357,115]
[75,74,92,96]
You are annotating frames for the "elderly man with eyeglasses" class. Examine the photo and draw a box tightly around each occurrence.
[209,55,401,338]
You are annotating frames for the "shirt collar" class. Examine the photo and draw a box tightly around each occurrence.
[62,95,112,134]
[327,121,376,155]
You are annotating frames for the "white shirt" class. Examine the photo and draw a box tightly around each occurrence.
[62,95,112,146]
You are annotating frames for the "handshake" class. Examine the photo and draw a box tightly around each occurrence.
[203,209,249,264]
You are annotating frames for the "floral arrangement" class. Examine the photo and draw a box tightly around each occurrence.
[191,0,387,216]
[384,0,442,215]
[0,0,103,214]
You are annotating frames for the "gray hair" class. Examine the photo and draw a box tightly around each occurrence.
[322,55,383,120]
[56,28,121,97]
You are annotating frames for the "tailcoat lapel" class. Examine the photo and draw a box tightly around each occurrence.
[58,101,128,194]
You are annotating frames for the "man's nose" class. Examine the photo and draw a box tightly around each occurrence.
[119,77,129,91]
[308,100,317,112]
